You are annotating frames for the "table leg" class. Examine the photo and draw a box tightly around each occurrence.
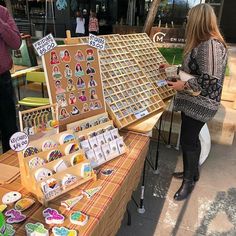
[137,159,146,214]
[126,208,131,226]
[166,109,174,148]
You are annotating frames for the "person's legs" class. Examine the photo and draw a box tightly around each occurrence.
[174,112,204,201]
[0,71,17,153]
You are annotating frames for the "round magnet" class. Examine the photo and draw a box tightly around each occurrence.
[28,157,46,169]
[47,150,63,162]
[2,191,22,205]
[42,140,58,151]
[59,134,75,145]
[23,146,39,158]
[34,168,53,182]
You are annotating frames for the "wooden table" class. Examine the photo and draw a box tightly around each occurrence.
[0,132,149,236]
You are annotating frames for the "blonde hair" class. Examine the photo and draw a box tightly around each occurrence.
[184,3,226,56]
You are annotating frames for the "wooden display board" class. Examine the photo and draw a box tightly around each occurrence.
[65,34,165,129]
[42,44,106,126]
[121,33,176,100]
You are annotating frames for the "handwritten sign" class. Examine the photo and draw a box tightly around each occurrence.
[33,34,57,57]
[156,79,168,87]
[134,109,149,119]
[9,132,29,152]
[89,34,106,50]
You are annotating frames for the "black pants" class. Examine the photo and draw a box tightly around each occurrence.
[89,31,98,35]
[0,71,17,153]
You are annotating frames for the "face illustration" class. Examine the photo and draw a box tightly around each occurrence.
[53,66,59,73]
[55,80,62,89]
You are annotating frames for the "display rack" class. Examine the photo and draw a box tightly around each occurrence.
[65,34,165,129]
[18,130,96,206]
[121,33,176,100]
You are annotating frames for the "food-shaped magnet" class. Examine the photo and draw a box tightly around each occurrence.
[96,134,106,146]
[47,150,63,162]
[88,136,98,149]
[25,222,49,236]
[61,195,83,210]
[109,140,119,156]
[64,143,79,155]
[71,153,85,166]
[53,160,68,173]
[41,178,61,199]
[61,174,77,189]
[82,186,102,199]
[23,146,39,158]
[59,133,75,144]
[117,137,126,153]
[70,211,88,226]
[52,226,77,236]
[0,204,7,212]
[81,163,92,178]
[2,224,15,236]
[103,131,113,143]
[28,156,46,169]
[43,208,65,225]
[14,198,35,211]
[110,128,120,140]
[42,140,58,151]
[80,140,91,152]
[94,147,106,165]
[85,149,97,167]
[34,168,53,182]
[2,191,21,205]
[5,209,26,223]
[101,143,111,160]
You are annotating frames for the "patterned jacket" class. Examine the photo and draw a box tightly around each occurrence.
[174,39,228,122]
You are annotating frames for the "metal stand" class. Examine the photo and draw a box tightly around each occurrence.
[166,97,175,148]
[137,159,146,214]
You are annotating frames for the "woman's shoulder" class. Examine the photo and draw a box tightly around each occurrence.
[198,38,226,50]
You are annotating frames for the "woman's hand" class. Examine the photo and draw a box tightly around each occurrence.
[167,80,186,91]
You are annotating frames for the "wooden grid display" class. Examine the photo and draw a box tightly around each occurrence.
[42,44,106,127]
[18,130,96,205]
[121,33,176,100]
[65,34,165,128]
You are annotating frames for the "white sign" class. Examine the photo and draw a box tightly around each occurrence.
[9,132,29,152]
[33,33,57,57]
[156,79,168,87]
[134,109,149,119]
[89,34,106,50]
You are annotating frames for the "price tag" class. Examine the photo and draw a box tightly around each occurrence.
[89,34,106,50]
[33,33,57,57]
[9,132,29,152]
[134,109,149,119]
[156,79,168,87]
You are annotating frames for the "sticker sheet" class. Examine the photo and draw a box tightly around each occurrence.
[42,44,106,126]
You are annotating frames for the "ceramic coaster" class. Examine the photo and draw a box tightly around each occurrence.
[2,191,21,205]
[53,160,68,173]
[81,163,92,178]
[23,146,39,158]
[82,186,102,199]
[52,226,77,236]
[14,198,35,211]
[70,153,85,166]
[70,211,88,226]
[64,143,79,155]
[42,140,58,151]
[59,133,75,144]
[28,156,46,169]
[41,178,61,200]
[47,150,63,162]
[43,208,64,225]
[61,174,77,189]
[61,195,83,210]
[5,209,26,223]
[34,168,53,182]
[25,222,49,236]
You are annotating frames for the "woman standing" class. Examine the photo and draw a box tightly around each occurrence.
[89,11,99,35]
[75,11,85,37]
[167,4,228,201]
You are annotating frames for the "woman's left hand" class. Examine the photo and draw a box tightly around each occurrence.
[167,80,185,91]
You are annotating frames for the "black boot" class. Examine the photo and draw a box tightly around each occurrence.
[172,170,199,181]
[174,179,195,201]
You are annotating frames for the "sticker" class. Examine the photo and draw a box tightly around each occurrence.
[53,160,68,173]
[23,146,39,158]
[70,211,88,226]
[82,103,90,113]
[55,80,66,95]
[109,140,119,156]
[14,198,35,211]
[79,90,87,102]
[59,108,70,120]
[110,128,119,140]
[25,222,49,236]
[81,163,92,178]
[71,106,80,116]
[60,50,71,63]
[61,195,83,211]
[94,147,106,165]
[61,174,77,189]
[96,134,106,146]
[74,63,84,77]
[5,209,26,223]
[47,150,63,162]
[56,93,68,108]
[0,204,7,212]
[103,131,113,143]
[101,169,114,176]
[10,132,29,152]
[29,157,46,169]
[88,75,97,88]
[59,133,75,144]
[52,226,77,236]
[117,137,126,153]
[43,208,64,225]
[71,153,85,166]
[75,50,84,61]
[64,143,79,155]
[2,192,21,205]
[76,77,86,89]
[90,89,98,100]
[101,143,111,159]
[88,137,98,149]
[41,178,61,199]
[66,81,76,93]
[86,48,94,61]
[93,100,102,110]
[82,186,102,199]
[64,64,72,79]
[34,168,53,182]
[50,50,60,65]
[42,140,58,151]
[86,62,95,75]
[52,65,62,80]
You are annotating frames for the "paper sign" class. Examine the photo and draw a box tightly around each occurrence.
[89,34,106,50]
[156,79,168,87]
[33,34,57,57]
[134,109,149,119]
[9,132,29,152]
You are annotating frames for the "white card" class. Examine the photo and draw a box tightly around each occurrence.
[109,140,119,156]
[96,134,106,146]
[88,137,99,149]
[86,149,97,167]
[110,128,120,140]
[116,137,125,154]
[103,131,113,143]
[80,140,91,152]
[101,143,111,160]
[94,147,106,165]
